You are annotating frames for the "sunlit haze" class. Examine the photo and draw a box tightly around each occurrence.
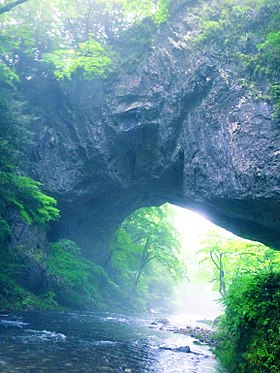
[170,205,232,318]
[172,205,236,251]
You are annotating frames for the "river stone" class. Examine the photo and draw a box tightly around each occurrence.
[160,346,191,353]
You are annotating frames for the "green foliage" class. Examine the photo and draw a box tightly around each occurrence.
[114,17,157,72]
[154,0,170,25]
[271,84,280,116]
[42,291,58,306]
[0,0,170,81]
[48,240,90,287]
[0,272,56,311]
[100,0,170,25]
[44,39,113,80]
[107,204,186,309]
[198,229,280,371]
[0,171,60,242]
[0,248,59,312]
[47,239,120,309]
[0,172,60,225]
[0,92,60,241]
[0,62,19,88]
[258,31,280,76]
[193,0,280,117]
[0,95,31,171]
[198,229,280,296]
[0,239,124,312]
[215,271,280,372]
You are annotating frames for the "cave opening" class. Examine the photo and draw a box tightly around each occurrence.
[97,201,279,318]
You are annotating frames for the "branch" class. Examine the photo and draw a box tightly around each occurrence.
[143,255,158,267]
[0,0,29,16]
[85,1,93,38]
[210,251,221,271]
[131,233,145,244]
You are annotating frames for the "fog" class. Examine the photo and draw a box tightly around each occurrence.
[169,205,229,319]
[173,280,223,319]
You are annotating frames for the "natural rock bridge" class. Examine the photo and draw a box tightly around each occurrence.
[21,1,280,259]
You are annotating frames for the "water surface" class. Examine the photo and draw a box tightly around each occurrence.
[0,311,222,372]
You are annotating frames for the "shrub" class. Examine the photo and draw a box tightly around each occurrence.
[47,239,120,310]
[216,271,280,372]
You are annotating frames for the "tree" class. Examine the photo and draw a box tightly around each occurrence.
[0,0,170,82]
[0,47,60,241]
[0,93,60,241]
[0,0,29,16]
[198,229,280,297]
[107,205,186,307]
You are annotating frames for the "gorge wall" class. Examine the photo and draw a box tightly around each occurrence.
[18,0,280,260]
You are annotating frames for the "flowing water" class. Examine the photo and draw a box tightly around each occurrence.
[0,311,222,372]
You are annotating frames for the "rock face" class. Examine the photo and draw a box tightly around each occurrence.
[21,1,280,259]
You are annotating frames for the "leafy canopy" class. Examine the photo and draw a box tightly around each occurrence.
[107,204,186,309]
[197,227,280,371]
[0,87,59,241]
[0,0,170,81]
[198,229,280,296]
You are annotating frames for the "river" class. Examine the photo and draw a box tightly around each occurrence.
[0,311,222,372]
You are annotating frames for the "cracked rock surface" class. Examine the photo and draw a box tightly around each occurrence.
[18,1,280,259]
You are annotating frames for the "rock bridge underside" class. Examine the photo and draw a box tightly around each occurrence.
[24,1,280,260]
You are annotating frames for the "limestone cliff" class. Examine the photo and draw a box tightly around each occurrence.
[16,0,280,259]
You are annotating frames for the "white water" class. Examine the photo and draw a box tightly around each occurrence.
[0,311,224,372]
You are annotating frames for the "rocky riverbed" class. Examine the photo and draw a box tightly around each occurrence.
[0,311,222,372]
[149,318,219,349]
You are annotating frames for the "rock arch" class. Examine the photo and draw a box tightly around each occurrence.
[23,1,280,259]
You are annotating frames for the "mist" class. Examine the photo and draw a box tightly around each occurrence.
[168,205,228,320]
[173,280,223,319]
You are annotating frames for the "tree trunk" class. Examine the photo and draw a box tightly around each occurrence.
[0,0,29,15]
[133,237,151,291]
